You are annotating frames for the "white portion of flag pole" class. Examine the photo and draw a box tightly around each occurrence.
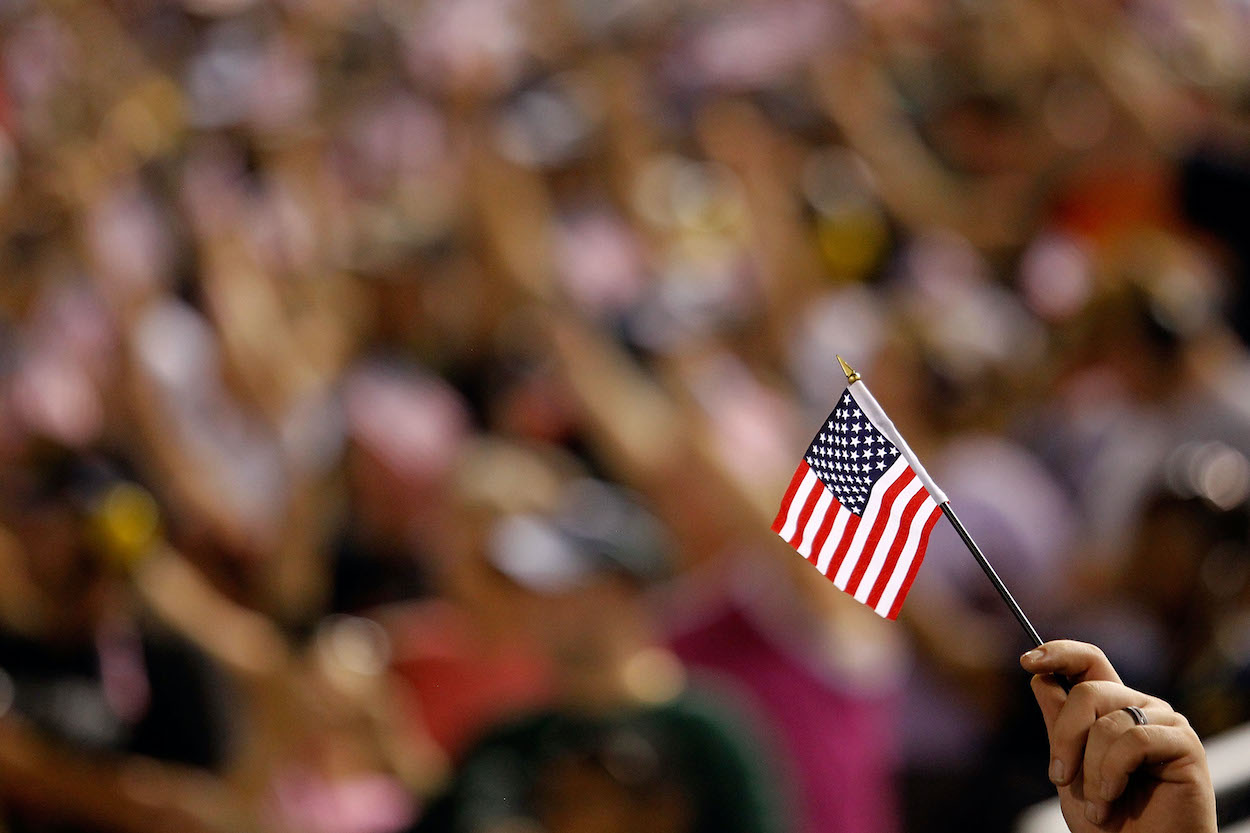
[850,379,949,505]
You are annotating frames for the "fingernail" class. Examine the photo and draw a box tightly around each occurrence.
[1049,758,1065,784]
[1085,801,1106,825]
[1022,648,1045,665]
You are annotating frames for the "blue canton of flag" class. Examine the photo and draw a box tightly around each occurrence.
[802,391,901,516]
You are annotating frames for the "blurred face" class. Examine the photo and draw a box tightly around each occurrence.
[516,575,640,675]
[346,444,424,525]
[15,504,105,636]
[21,506,92,597]
[345,442,455,551]
[342,370,467,541]
[1128,504,1208,616]
[437,522,533,637]
[537,754,692,833]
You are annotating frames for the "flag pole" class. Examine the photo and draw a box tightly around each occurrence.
[936,503,1044,647]
[837,356,1045,648]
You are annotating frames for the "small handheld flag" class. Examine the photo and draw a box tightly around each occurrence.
[771,358,945,619]
[773,356,1048,645]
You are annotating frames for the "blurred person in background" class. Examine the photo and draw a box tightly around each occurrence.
[416,473,786,833]
[0,453,442,833]
[1060,446,1250,740]
[533,307,909,833]
[327,362,470,617]
[0,455,237,833]
[378,437,562,766]
[847,275,1079,833]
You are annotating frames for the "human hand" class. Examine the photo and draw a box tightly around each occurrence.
[1021,640,1216,833]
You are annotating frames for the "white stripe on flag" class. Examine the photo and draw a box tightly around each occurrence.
[832,456,910,589]
[872,498,940,616]
[815,507,852,574]
[777,468,819,541]
[853,476,926,604]
[797,488,834,558]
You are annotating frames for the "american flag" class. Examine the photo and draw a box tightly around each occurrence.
[772,385,945,619]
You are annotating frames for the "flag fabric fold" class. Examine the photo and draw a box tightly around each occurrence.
[772,382,945,619]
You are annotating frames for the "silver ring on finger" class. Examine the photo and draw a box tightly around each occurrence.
[1122,705,1148,726]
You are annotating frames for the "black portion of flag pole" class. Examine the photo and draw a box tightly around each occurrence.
[938,502,1044,648]
[940,488,1072,692]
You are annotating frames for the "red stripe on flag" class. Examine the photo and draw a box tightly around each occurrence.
[771,462,810,533]
[823,512,861,577]
[886,504,944,620]
[864,488,929,608]
[844,469,916,596]
[786,478,825,547]
[803,501,841,565]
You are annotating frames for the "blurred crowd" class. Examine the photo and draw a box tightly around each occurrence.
[2,0,1250,832]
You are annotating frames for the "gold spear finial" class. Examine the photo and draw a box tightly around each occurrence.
[837,355,861,384]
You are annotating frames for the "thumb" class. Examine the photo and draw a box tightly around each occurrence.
[1021,640,1120,737]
